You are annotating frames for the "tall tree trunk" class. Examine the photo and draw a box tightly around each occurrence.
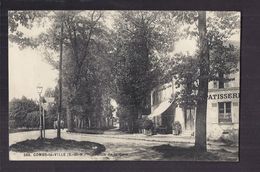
[195,11,209,152]
[66,103,74,132]
[132,107,139,133]
[57,17,64,139]
[88,117,91,128]
[183,107,187,130]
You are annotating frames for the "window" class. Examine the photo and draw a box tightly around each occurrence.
[218,102,232,123]
[219,72,224,89]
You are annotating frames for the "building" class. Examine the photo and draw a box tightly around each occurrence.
[148,68,240,140]
[206,71,239,140]
[148,81,175,134]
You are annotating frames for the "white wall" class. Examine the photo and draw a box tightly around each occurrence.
[206,88,239,139]
[150,70,240,140]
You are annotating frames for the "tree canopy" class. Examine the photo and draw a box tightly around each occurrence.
[112,11,178,132]
[9,96,38,128]
[9,11,240,148]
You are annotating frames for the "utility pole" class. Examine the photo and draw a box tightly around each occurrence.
[57,15,64,139]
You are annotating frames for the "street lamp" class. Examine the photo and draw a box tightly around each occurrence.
[37,85,43,139]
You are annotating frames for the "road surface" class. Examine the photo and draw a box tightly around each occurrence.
[9,129,238,161]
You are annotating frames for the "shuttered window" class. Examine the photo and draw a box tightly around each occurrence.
[218,102,232,123]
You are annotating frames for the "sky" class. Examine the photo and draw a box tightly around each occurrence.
[9,39,198,101]
[8,11,240,101]
[9,44,58,101]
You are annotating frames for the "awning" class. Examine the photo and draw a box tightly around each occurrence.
[147,98,174,119]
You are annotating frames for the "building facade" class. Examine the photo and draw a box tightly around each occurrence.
[149,82,175,133]
[206,71,239,140]
[149,70,240,140]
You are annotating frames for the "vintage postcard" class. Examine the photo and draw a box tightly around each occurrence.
[8,10,240,161]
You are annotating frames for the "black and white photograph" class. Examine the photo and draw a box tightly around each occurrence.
[8,10,240,161]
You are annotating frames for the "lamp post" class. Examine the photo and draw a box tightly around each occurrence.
[37,85,43,139]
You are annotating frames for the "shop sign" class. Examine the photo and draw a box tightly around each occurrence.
[208,92,240,100]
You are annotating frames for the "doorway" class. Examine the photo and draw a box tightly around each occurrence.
[185,108,195,131]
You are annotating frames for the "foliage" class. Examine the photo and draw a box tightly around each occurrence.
[9,96,38,128]
[172,121,182,135]
[103,97,115,119]
[116,105,131,131]
[142,119,154,130]
[43,87,66,129]
[112,11,177,133]
[136,118,146,130]
[55,11,114,129]
[24,111,40,128]
[165,11,240,151]
[162,12,240,109]
[9,11,114,130]
[45,104,59,129]
[44,87,56,98]
[8,11,48,49]
[8,11,240,146]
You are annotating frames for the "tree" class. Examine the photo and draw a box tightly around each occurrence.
[195,11,209,151]
[8,11,47,49]
[44,88,56,98]
[9,11,115,132]
[25,111,40,129]
[44,11,114,131]
[163,11,240,152]
[9,96,38,128]
[112,11,177,133]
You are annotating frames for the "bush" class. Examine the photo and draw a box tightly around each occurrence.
[136,118,145,130]
[9,96,38,128]
[219,129,238,146]
[172,121,182,135]
[25,111,40,128]
[9,120,16,129]
[142,119,154,130]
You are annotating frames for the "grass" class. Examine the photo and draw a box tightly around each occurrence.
[151,144,238,161]
[10,138,106,155]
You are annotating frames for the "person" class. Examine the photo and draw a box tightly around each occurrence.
[53,120,64,129]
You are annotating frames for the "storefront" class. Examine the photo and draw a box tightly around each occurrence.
[148,71,240,140]
[148,82,175,133]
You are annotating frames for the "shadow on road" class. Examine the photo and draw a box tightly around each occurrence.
[151,144,238,161]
